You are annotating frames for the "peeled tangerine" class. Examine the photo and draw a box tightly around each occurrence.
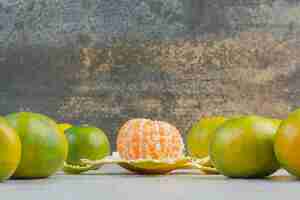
[210,116,281,178]
[117,119,185,161]
[275,109,300,178]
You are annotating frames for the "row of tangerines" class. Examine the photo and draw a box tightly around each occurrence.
[0,109,299,182]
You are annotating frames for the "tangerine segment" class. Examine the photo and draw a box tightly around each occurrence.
[117,119,184,160]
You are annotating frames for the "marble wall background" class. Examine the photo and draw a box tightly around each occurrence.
[0,0,299,149]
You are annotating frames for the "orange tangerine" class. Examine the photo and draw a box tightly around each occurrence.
[117,119,184,160]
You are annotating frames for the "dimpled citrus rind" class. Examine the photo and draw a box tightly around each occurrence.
[187,116,227,158]
[210,116,280,178]
[65,125,111,166]
[275,109,300,178]
[6,112,68,178]
[0,116,21,181]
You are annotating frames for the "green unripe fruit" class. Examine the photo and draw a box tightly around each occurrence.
[210,116,280,178]
[186,116,227,158]
[65,125,111,166]
[6,112,68,179]
[0,116,21,181]
[275,109,300,178]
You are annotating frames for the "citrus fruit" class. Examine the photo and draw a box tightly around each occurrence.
[64,125,111,166]
[0,116,21,181]
[6,112,68,178]
[275,109,300,177]
[117,119,184,160]
[58,123,72,133]
[186,116,227,158]
[210,116,280,178]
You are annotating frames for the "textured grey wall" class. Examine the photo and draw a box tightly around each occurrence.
[0,0,299,149]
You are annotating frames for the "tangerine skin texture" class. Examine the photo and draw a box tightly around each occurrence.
[187,116,227,158]
[117,119,184,160]
[210,116,280,178]
[6,112,68,179]
[0,117,21,181]
[65,125,111,165]
[275,109,300,178]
